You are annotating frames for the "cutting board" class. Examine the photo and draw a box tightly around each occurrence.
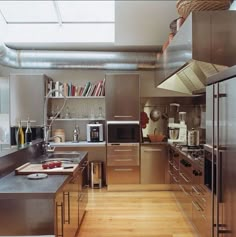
[15,162,79,175]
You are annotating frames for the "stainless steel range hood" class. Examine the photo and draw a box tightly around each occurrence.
[156,11,236,95]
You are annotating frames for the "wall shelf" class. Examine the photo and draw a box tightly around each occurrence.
[48,118,105,121]
[48,96,105,99]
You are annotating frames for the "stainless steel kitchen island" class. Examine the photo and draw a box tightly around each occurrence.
[0,151,88,237]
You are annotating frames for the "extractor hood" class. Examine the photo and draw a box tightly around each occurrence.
[155,11,236,95]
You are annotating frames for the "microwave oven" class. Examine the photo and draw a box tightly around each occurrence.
[107,121,140,143]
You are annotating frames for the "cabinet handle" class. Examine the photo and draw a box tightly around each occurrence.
[168,160,174,166]
[168,170,173,176]
[173,176,179,183]
[56,202,64,237]
[192,185,201,195]
[114,159,133,162]
[63,192,70,224]
[173,165,179,171]
[192,201,202,212]
[114,115,133,118]
[114,149,132,152]
[202,197,206,203]
[114,168,133,172]
[143,149,162,152]
[180,172,190,183]
[179,185,189,196]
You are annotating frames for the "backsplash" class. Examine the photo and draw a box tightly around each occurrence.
[140,96,206,143]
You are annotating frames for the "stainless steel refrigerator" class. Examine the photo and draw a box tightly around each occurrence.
[205,66,236,236]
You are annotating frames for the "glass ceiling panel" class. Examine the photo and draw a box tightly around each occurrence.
[58,1,115,22]
[0,1,57,23]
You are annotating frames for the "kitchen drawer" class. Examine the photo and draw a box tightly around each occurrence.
[107,155,139,166]
[107,166,140,184]
[107,145,139,157]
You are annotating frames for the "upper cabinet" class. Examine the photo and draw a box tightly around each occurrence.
[10,74,47,127]
[105,73,140,121]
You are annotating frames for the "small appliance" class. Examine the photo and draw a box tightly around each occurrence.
[87,123,103,142]
[168,111,187,144]
[107,121,140,143]
[187,128,200,148]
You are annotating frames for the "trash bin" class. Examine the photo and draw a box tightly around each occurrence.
[90,161,103,189]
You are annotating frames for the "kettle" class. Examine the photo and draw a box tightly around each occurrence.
[187,128,199,147]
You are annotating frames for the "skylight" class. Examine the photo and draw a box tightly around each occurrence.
[0,1,57,23]
[0,0,115,23]
[0,0,115,43]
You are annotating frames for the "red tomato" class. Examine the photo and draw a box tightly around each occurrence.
[54,161,62,167]
[42,163,49,169]
[48,162,55,169]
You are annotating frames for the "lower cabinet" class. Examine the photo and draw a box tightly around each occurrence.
[55,191,79,237]
[140,144,168,184]
[107,166,140,184]
[168,145,211,237]
[107,144,140,184]
[55,156,88,237]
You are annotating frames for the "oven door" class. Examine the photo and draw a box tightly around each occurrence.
[107,121,140,143]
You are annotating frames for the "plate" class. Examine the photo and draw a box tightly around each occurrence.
[27,173,48,180]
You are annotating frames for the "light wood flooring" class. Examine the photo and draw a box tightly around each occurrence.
[78,189,197,237]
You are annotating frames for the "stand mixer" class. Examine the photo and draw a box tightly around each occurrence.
[168,111,187,144]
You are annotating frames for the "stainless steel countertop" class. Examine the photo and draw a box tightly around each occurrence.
[141,142,168,145]
[0,151,87,199]
[49,141,106,147]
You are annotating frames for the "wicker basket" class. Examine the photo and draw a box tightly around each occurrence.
[177,0,232,18]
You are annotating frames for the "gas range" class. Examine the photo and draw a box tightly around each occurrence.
[176,145,204,168]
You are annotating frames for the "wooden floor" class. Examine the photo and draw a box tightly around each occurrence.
[78,189,197,237]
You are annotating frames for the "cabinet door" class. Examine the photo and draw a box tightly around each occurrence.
[141,145,167,184]
[105,73,140,121]
[55,192,64,237]
[10,74,45,126]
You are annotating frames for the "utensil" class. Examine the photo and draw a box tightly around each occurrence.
[150,108,161,122]
[162,106,168,120]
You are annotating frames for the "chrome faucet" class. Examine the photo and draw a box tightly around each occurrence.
[43,89,67,151]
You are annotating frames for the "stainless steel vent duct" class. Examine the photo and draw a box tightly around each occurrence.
[0,42,159,70]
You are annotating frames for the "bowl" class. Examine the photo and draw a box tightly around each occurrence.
[148,134,165,142]
[169,128,179,140]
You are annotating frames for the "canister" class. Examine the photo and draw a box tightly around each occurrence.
[53,129,65,143]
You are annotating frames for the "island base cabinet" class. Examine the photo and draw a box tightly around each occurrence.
[107,166,140,184]
[0,198,54,235]
[55,191,80,237]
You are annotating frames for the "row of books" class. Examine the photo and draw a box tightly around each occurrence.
[47,78,105,97]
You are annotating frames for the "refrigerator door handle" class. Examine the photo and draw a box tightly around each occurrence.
[218,229,232,234]
[212,84,216,237]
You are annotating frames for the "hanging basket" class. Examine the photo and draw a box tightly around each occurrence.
[176,0,232,19]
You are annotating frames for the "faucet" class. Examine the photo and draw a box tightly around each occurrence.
[43,89,67,152]
[45,135,63,153]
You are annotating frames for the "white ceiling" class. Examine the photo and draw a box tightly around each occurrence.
[0,0,178,51]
